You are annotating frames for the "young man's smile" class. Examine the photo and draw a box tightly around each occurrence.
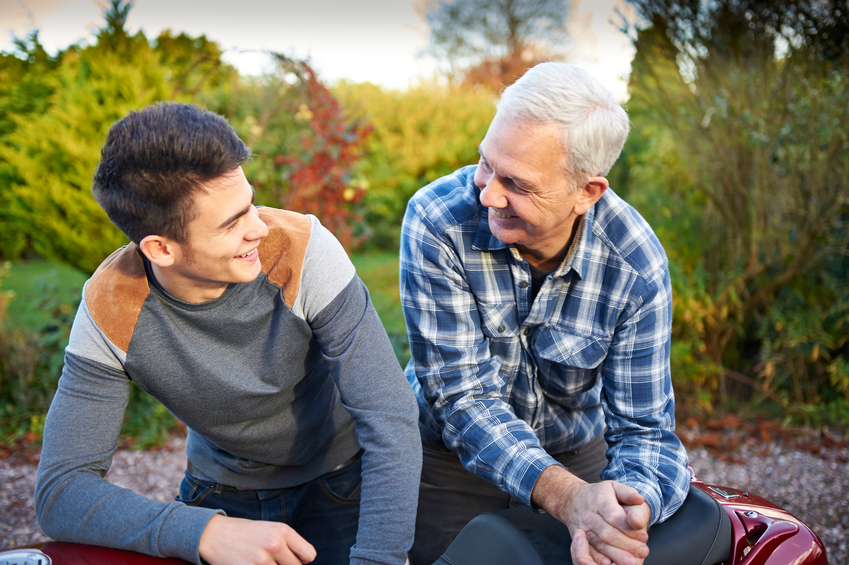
[147,166,270,303]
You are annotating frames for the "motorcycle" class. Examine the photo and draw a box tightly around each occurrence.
[0,467,827,565]
[434,466,827,565]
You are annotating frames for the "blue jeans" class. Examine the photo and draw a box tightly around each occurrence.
[176,452,362,565]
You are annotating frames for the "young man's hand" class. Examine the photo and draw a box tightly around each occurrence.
[532,465,651,565]
[199,514,317,565]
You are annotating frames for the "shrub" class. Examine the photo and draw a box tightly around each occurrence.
[334,81,496,250]
[0,2,238,273]
[205,55,373,251]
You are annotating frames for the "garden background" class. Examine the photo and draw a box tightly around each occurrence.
[0,0,847,451]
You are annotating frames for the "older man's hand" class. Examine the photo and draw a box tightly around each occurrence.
[531,465,651,565]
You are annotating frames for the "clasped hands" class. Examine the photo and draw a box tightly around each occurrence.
[532,465,652,565]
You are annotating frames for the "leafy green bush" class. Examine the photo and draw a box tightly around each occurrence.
[0,261,179,448]
[622,8,849,425]
[205,55,373,251]
[0,265,77,444]
[334,81,496,250]
[0,1,238,274]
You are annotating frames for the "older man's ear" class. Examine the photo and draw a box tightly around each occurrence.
[573,177,609,216]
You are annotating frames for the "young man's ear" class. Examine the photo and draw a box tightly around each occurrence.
[139,235,177,267]
[573,176,609,216]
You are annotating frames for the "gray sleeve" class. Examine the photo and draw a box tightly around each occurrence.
[34,299,220,565]
[292,215,357,320]
[305,250,422,564]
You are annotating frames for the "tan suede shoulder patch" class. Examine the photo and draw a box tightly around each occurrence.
[257,208,311,309]
[85,244,150,353]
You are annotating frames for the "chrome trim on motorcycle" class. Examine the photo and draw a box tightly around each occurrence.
[708,486,742,499]
[0,549,52,565]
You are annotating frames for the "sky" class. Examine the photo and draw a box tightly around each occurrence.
[1,0,637,98]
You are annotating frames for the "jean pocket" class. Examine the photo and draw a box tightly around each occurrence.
[175,472,216,506]
[318,456,363,504]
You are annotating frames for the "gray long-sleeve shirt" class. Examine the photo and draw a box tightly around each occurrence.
[35,208,421,565]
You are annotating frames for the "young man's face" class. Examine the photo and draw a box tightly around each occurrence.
[161,166,269,303]
[474,113,592,268]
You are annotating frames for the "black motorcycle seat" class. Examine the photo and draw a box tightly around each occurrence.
[433,483,732,565]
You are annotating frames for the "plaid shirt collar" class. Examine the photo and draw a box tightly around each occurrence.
[471,189,592,281]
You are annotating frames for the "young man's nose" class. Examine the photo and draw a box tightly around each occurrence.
[246,208,269,241]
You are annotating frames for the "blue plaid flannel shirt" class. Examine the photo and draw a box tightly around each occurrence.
[400,165,690,524]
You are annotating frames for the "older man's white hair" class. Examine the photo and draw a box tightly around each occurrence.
[496,62,630,192]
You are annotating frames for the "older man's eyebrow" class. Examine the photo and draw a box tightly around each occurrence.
[478,148,531,187]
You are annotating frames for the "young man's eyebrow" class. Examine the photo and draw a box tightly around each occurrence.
[216,186,256,230]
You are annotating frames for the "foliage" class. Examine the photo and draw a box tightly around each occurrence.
[0,32,61,260]
[417,0,570,89]
[206,55,373,251]
[0,265,77,444]
[0,261,179,448]
[622,0,849,417]
[1,260,86,330]
[0,0,238,273]
[334,81,496,249]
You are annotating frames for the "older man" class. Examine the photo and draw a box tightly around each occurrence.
[400,63,690,565]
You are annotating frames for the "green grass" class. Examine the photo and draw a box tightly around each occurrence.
[2,260,88,331]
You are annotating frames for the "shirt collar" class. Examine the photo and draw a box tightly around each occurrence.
[471,191,600,281]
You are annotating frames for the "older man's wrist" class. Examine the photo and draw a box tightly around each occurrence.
[530,464,584,518]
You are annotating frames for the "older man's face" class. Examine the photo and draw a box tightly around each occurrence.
[474,113,587,269]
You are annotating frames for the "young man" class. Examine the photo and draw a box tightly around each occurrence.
[35,102,421,565]
[400,63,690,565]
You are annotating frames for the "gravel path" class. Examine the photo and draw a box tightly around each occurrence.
[2,426,847,563]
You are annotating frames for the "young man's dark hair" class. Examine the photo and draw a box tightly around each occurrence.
[92,102,250,244]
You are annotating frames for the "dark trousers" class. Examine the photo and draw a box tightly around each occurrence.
[176,453,362,565]
[409,433,608,565]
